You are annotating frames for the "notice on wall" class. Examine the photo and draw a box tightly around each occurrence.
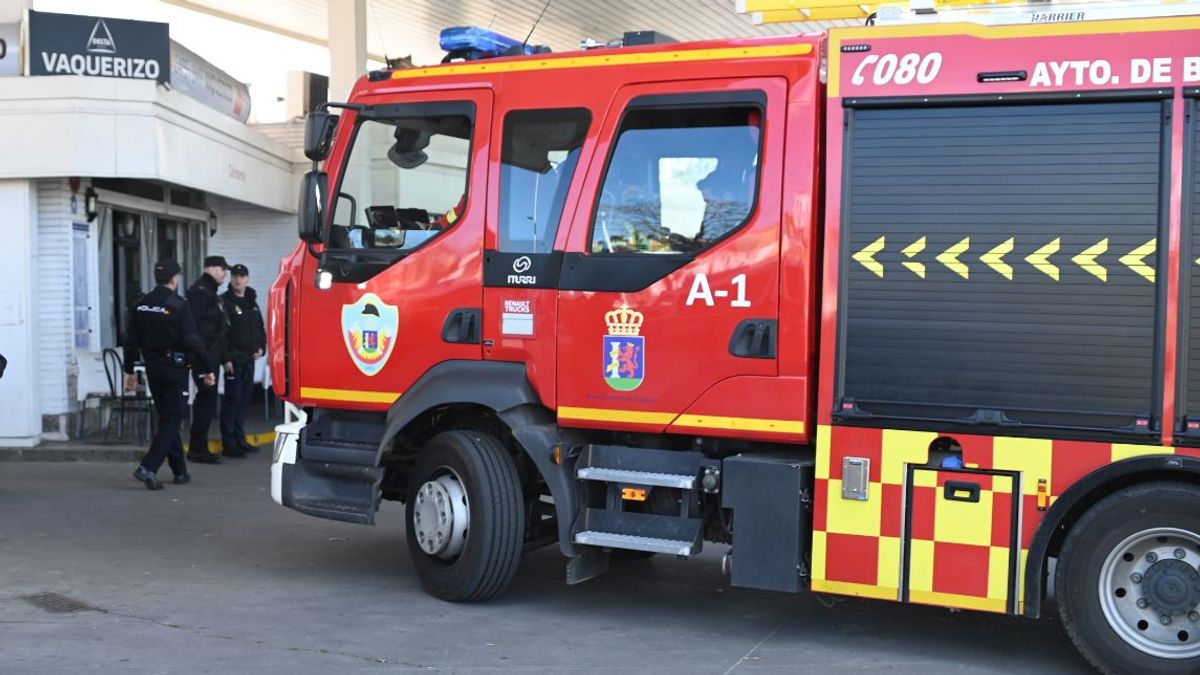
[28,10,169,82]
[0,23,18,76]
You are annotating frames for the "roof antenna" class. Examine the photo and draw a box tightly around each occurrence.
[486,12,499,29]
[367,0,393,68]
[522,0,553,50]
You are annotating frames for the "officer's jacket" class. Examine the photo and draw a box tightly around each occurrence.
[122,286,210,374]
[221,287,266,364]
[186,273,228,371]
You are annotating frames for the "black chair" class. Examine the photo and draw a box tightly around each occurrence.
[101,348,154,443]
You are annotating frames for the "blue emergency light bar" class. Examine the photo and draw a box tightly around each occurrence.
[439,26,550,62]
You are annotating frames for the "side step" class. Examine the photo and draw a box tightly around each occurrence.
[575,444,703,489]
[287,410,386,525]
[573,508,703,556]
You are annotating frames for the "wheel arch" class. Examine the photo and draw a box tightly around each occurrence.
[1023,453,1200,618]
[377,360,580,557]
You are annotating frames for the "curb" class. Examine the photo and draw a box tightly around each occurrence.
[0,446,144,462]
[0,431,277,463]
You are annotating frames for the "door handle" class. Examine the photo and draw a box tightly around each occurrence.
[441,308,481,344]
[729,319,777,359]
[944,480,981,503]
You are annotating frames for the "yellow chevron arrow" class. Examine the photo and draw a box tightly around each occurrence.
[937,237,970,280]
[853,235,885,278]
[1072,238,1108,282]
[1119,238,1156,283]
[1026,238,1061,281]
[980,238,1014,280]
[901,236,926,279]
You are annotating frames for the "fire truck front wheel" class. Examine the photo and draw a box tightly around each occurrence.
[1057,482,1200,674]
[405,430,525,602]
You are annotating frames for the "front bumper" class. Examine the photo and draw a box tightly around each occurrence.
[270,413,306,506]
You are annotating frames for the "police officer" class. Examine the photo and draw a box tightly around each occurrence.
[186,255,230,463]
[219,264,265,455]
[124,260,215,490]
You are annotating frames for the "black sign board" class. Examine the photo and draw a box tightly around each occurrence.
[28,10,169,82]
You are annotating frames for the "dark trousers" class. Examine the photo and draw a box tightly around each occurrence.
[220,360,255,450]
[142,362,189,476]
[189,371,218,456]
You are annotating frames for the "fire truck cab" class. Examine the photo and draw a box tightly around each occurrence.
[269,13,1200,673]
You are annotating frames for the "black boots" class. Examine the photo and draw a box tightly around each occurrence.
[133,466,164,490]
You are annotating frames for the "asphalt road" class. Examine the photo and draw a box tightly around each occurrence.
[0,456,1093,673]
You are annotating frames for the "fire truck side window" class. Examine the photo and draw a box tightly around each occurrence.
[591,103,761,255]
[329,108,474,251]
[499,108,591,253]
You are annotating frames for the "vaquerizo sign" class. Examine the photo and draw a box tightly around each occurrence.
[28,10,169,82]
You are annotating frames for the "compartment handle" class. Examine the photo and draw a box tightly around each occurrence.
[944,480,981,503]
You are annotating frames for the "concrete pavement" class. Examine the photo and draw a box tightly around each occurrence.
[0,456,1091,673]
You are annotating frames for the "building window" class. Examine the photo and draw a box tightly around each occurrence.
[498,108,590,253]
[590,102,761,255]
[329,104,474,251]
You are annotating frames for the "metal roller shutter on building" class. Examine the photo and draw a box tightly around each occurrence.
[838,97,1167,433]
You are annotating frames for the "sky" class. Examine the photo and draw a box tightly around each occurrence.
[32,0,333,123]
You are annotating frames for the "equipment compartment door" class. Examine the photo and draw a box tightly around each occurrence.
[903,468,1019,614]
[837,95,1170,436]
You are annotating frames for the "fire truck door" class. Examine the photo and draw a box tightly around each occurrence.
[296,89,491,409]
[555,78,785,434]
[481,108,594,407]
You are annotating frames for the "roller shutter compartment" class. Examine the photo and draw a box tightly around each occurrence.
[1183,96,1200,444]
[838,98,1167,434]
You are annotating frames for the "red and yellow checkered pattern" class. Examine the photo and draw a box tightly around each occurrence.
[811,424,1196,613]
[907,468,1014,613]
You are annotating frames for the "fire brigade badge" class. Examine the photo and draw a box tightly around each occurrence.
[603,306,645,391]
[341,293,398,377]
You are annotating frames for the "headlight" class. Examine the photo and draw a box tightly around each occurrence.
[272,432,289,463]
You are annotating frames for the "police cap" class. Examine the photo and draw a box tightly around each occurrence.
[153,259,181,283]
[204,255,231,269]
[230,263,249,277]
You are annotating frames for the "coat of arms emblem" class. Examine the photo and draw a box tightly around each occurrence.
[341,293,398,377]
[602,306,645,391]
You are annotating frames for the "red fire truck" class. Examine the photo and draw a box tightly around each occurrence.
[267,12,1200,673]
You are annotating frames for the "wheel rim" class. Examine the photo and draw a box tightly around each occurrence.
[1099,527,1200,659]
[411,468,469,561]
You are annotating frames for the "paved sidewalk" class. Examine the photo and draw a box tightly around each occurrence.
[0,417,279,462]
[0,457,1091,674]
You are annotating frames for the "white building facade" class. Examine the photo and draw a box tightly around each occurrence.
[0,72,305,447]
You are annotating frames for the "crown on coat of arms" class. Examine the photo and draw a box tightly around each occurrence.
[605,307,644,336]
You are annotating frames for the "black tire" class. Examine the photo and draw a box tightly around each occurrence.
[1056,482,1200,675]
[405,430,524,602]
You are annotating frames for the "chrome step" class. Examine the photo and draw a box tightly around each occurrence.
[572,508,703,557]
[574,531,696,556]
[575,466,696,489]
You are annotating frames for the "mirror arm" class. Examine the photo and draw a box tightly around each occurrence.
[317,102,368,114]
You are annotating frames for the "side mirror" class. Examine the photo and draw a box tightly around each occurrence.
[298,170,328,244]
[304,111,339,162]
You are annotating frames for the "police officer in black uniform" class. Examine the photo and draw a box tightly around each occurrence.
[219,264,266,456]
[186,255,230,463]
[124,260,215,490]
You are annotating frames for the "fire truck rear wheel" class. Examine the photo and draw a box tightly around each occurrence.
[1056,482,1200,674]
[405,430,524,602]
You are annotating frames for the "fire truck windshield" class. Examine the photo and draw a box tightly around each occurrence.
[328,107,474,252]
